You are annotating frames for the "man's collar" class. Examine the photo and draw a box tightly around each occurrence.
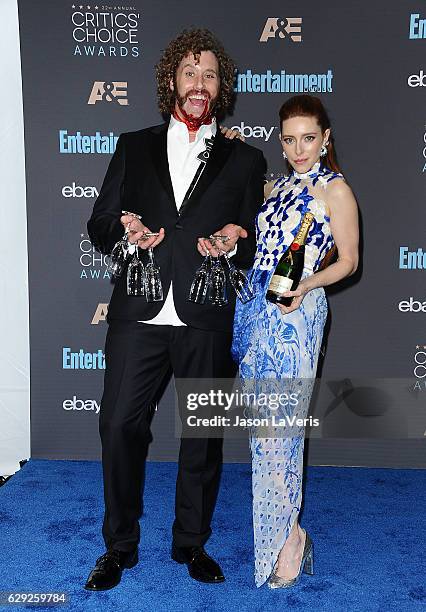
[168,115,217,140]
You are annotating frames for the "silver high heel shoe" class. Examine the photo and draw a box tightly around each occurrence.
[268,529,314,589]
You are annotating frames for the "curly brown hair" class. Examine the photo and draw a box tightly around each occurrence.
[156,28,236,118]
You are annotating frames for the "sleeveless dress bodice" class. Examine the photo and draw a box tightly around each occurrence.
[254,161,339,274]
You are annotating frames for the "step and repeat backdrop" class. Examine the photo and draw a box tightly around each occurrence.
[18,0,426,466]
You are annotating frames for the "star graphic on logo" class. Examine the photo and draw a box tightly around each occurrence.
[71,4,76,8]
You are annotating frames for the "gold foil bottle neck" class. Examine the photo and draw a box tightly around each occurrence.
[294,212,314,245]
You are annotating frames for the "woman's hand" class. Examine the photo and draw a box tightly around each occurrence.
[276,280,310,315]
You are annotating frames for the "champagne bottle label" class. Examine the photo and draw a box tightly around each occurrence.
[269,275,293,294]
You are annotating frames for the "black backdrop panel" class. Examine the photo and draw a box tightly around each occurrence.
[18,0,426,466]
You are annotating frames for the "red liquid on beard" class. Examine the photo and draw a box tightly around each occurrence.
[172,98,213,132]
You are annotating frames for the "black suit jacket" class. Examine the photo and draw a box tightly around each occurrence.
[88,122,266,331]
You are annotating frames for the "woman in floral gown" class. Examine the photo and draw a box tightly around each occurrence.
[232,95,359,588]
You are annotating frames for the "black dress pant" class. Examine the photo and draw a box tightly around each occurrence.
[99,320,236,552]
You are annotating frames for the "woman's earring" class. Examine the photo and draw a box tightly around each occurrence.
[320,143,328,157]
[282,150,287,159]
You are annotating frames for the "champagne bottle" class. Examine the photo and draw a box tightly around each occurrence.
[266,212,314,306]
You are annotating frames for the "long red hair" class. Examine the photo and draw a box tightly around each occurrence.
[279,95,341,174]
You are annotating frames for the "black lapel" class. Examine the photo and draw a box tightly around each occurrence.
[179,129,233,218]
[149,122,176,208]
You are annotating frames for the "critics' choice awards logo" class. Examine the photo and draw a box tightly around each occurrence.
[91,303,109,324]
[80,233,111,279]
[413,345,426,390]
[259,17,302,42]
[88,81,128,105]
[409,13,426,39]
[71,5,140,57]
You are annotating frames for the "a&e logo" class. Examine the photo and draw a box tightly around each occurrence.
[88,81,128,105]
[91,303,109,325]
[259,18,302,43]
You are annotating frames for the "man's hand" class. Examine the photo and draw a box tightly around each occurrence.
[120,214,165,249]
[197,223,248,257]
[220,126,245,142]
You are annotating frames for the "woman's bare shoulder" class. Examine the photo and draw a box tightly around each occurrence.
[326,176,351,197]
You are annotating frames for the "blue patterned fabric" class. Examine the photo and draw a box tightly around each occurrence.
[232,161,343,586]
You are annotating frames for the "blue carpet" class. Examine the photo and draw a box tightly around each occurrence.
[1,460,425,611]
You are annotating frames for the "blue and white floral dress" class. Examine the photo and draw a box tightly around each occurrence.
[232,161,343,587]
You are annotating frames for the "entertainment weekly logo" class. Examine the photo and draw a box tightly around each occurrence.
[70,5,140,58]
[409,13,426,39]
[79,233,111,280]
[59,130,119,154]
[62,347,105,369]
[398,246,426,269]
[234,69,333,94]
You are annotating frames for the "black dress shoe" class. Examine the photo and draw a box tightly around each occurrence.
[84,549,138,591]
[171,544,225,583]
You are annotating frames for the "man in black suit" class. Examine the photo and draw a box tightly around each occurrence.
[85,28,265,590]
